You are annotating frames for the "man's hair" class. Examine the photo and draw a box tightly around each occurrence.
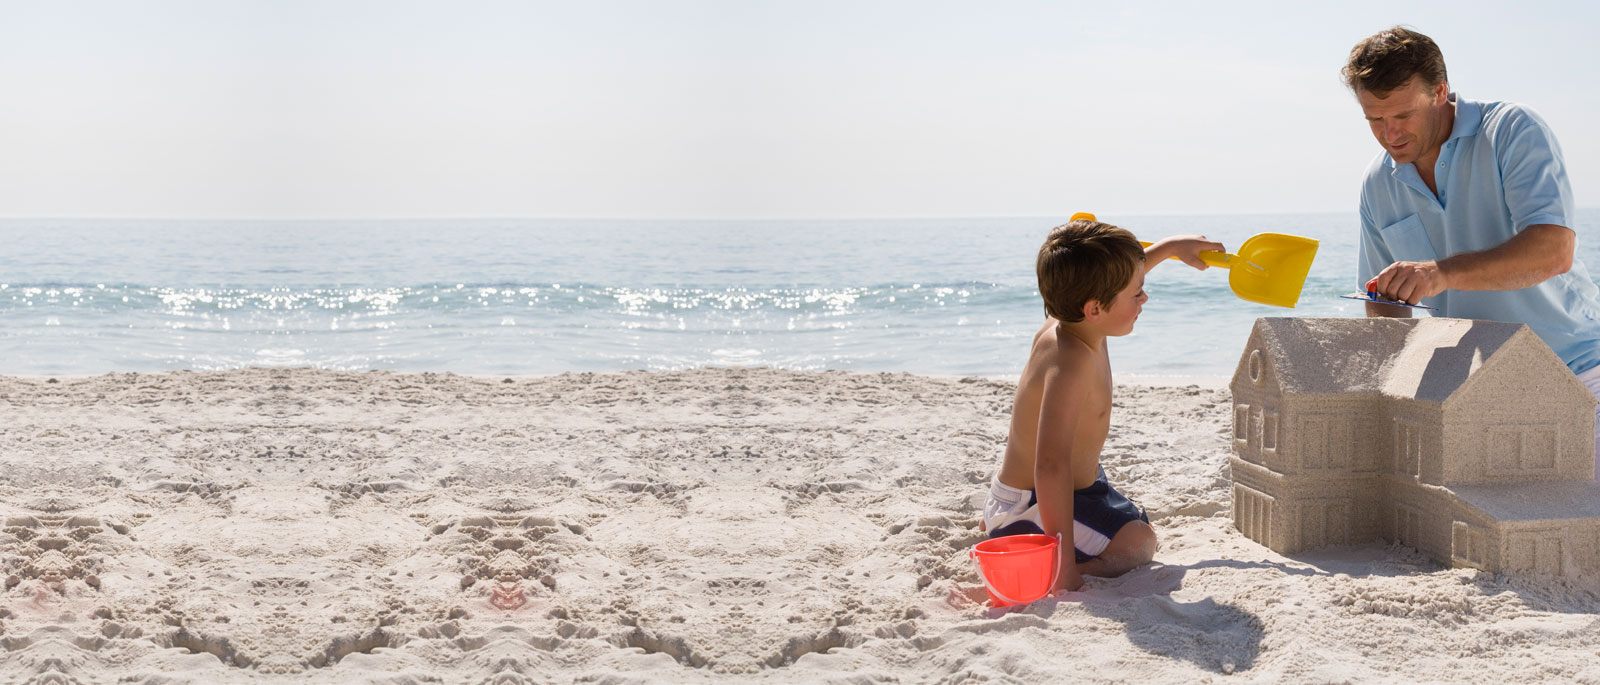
[1342,26,1448,94]
[1036,219,1144,323]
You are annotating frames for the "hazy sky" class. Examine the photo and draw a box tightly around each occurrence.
[2,1,1596,220]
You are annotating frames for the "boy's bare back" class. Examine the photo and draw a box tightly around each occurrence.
[995,318,1113,494]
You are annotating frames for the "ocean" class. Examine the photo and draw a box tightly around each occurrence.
[4,211,1599,380]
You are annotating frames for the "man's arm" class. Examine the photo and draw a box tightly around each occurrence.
[1366,224,1575,304]
[1032,355,1090,593]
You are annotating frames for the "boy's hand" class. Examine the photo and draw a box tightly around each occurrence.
[1055,550,1083,593]
[1147,235,1226,271]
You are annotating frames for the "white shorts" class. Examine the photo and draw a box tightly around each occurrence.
[983,476,1112,560]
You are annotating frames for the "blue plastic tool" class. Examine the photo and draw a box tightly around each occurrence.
[1339,290,1436,310]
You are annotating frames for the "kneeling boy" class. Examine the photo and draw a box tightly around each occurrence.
[985,216,1221,592]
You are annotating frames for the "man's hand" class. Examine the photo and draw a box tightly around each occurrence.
[1366,259,1447,305]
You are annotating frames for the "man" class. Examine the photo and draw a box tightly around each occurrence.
[1346,26,1600,469]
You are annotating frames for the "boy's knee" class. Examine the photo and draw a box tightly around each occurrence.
[1112,521,1157,564]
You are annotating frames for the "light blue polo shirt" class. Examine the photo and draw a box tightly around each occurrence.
[1358,94,1600,375]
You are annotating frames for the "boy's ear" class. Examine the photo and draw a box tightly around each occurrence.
[1081,299,1104,321]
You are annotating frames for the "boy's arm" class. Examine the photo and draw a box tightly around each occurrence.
[1142,236,1226,273]
[1032,355,1090,593]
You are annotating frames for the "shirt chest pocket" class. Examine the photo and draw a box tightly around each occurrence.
[1381,214,1439,262]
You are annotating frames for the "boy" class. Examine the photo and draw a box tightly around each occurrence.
[984,216,1222,592]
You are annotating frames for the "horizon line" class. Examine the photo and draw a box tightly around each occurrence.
[6,207,1600,222]
[0,208,1395,222]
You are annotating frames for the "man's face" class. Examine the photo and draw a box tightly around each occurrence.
[1356,75,1450,166]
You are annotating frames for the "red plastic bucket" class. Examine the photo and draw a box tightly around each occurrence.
[970,533,1061,606]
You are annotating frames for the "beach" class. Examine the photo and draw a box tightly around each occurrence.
[2,367,1597,683]
[11,2,1600,681]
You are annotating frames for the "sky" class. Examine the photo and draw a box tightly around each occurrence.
[1,0,1597,220]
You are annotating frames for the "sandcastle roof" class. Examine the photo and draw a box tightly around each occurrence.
[1243,318,1538,401]
[1451,481,1600,522]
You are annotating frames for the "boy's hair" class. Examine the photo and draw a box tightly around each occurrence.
[1342,26,1448,94]
[1036,218,1144,323]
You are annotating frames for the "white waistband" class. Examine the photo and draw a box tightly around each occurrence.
[989,474,1030,500]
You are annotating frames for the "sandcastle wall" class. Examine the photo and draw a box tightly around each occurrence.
[1493,519,1600,576]
[1380,479,1461,564]
[1231,458,1379,555]
[1439,339,1596,484]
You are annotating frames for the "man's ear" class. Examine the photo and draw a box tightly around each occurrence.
[1432,81,1449,105]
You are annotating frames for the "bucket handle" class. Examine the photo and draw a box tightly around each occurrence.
[969,533,1063,606]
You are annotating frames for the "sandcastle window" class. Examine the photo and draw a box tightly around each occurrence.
[1510,533,1566,576]
[1248,349,1263,383]
[1234,484,1273,547]
[1235,405,1249,441]
[1262,411,1278,450]
[1394,504,1423,548]
[1301,500,1349,550]
[1394,420,1421,477]
[1303,417,1326,467]
[1451,521,1485,568]
[1301,416,1351,470]
[1488,425,1559,473]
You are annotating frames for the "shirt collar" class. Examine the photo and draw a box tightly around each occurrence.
[1446,92,1482,141]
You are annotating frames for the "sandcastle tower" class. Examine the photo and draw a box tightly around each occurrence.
[1230,318,1600,577]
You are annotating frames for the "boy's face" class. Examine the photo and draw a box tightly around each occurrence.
[1099,268,1147,336]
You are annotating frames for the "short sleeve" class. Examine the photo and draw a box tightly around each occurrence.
[1495,106,1575,231]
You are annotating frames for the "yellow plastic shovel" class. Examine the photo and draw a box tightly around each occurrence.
[1070,212,1320,308]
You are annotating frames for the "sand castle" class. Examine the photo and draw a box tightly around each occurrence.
[1230,318,1600,577]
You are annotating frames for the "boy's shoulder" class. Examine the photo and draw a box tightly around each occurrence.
[1026,321,1104,374]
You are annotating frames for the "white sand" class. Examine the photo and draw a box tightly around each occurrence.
[1,368,1598,683]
